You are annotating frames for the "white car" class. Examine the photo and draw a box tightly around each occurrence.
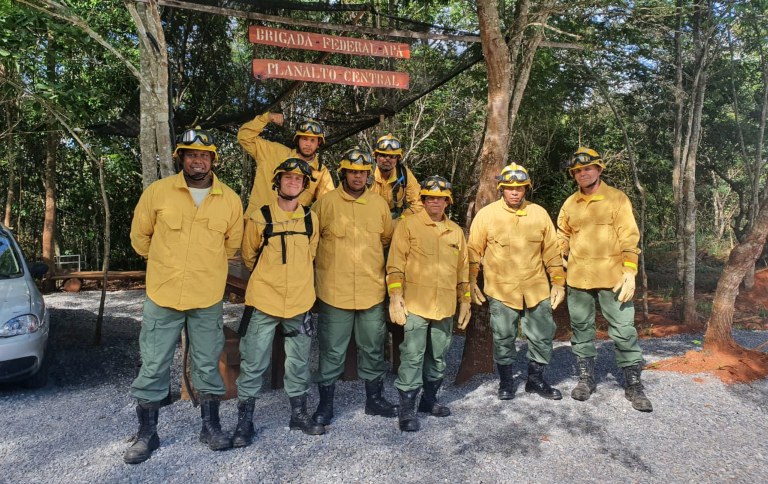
[0,223,50,387]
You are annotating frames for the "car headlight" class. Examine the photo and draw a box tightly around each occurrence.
[0,314,41,337]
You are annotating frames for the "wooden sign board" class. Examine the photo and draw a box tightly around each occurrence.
[249,25,410,59]
[252,59,410,90]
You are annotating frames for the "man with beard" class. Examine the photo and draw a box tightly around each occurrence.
[369,133,422,220]
[311,148,397,428]
[238,112,335,217]
[125,128,243,463]
[557,147,652,412]
[467,163,565,402]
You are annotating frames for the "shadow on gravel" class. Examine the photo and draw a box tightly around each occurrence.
[46,308,142,389]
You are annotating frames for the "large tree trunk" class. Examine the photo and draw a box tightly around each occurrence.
[456,0,554,384]
[126,0,174,186]
[42,31,58,292]
[705,197,768,350]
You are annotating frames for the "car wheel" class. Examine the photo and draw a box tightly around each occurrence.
[23,347,50,389]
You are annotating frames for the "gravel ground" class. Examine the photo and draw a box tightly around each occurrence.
[2,289,767,483]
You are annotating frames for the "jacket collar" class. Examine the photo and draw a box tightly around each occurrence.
[174,171,224,195]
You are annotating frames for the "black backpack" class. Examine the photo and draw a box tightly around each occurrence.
[254,204,314,265]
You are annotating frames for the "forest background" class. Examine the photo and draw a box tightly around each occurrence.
[1,0,767,343]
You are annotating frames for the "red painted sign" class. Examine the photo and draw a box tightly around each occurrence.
[249,26,410,59]
[252,59,410,89]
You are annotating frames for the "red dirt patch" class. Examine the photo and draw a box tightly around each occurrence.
[649,344,768,384]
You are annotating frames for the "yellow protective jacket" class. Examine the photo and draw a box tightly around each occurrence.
[241,201,319,318]
[238,112,336,217]
[557,181,641,290]
[386,209,470,320]
[468,199,564,310]
[313,186,393,310]
[370,165,423,217]
[130,172,243,311]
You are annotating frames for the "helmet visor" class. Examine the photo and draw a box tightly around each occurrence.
[496,169,530,184]
[377,138,401,152]
[296,120,324,136]
[421,178,452,192]
[276,158,316,180]
[180,128,215,146]
[568,153,600,169]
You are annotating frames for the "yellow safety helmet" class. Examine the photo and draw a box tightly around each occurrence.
[173,127,218,163]
[567,147,605,172]
[294,119,325,144]
[496,163,532,190]
[374,133,403,157]
[419,175,453,204]
[337,147,374,174]
[272,157,316,191]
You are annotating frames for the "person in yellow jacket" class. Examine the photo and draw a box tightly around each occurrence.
[126,128,243,464]
[369,134,423,219]
[557,147,652,412]
[468,163,565,402]
[386,176,471,432]
[233,158,325,443]
[311,147,397,427]
[238,112,336,217]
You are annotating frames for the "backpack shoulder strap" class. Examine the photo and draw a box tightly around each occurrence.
[254,204,273,264]
[302,206,313,239]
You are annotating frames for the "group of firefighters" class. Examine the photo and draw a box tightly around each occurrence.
[123,113,653,464]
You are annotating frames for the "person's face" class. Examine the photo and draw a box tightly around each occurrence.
[344,169,368,192]
[501,185,526,206]
[279,172,305,198]
[571,164,602,190]
[423,196,449,218]
[375,153,399,173]
[297,136,320,158]
[182,149,212,180]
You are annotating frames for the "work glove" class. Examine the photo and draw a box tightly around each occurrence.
[389,293,409,326]
[456,302,472,330]
[611,272,636,303]
[550,285,565,310]
[470,281,486,305]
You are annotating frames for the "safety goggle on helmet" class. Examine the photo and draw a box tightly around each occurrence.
[294,119,325,144]
[173,127,218,162]
[337,147,374,173]
[567,147,605,172]
[496,163,532,189]
[419,175,453,204]
[374,134,403,157]
[272,157,317,190]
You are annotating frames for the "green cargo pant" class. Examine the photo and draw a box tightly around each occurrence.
[394,314,453,392]
[131,298,225,405]
[488,296,556,366]
[567,287,643,368]
[237,309,311,399]
[315,300,387,386]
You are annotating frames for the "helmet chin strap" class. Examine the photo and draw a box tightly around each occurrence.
[277,188,300,201]
[184,170,210,181]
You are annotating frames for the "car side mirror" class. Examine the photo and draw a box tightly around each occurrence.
[29,262,49,279]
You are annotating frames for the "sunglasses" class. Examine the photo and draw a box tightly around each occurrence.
[180,129,215,146]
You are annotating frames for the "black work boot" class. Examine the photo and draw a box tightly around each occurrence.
[312,384,335,425]
[417,379,451,417]
[364,378,399,418]
[199,397,233,451]
[497,363,517,400]
[525,360,562,400]
[571,356,597,401]
[289,395,326,435]
[623,363,653,412]
[232,398,256,448]
[123,404,160,464]
[397,388,421,432]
